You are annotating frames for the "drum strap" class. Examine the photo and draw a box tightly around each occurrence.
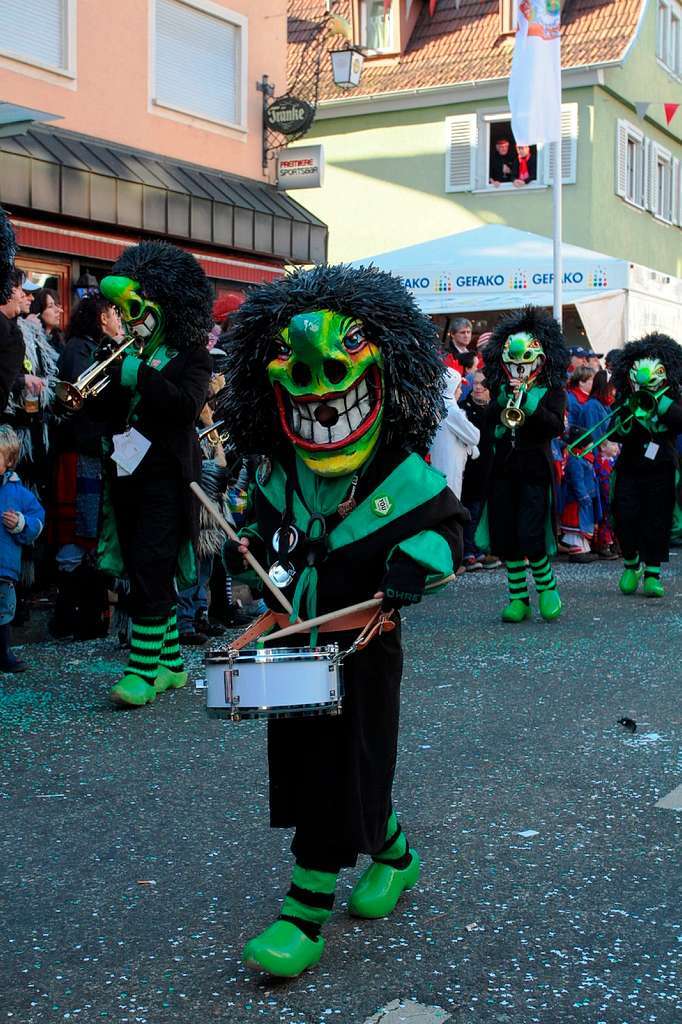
[228,607,395,654]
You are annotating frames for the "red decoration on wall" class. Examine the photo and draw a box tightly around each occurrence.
[663,103,679,126]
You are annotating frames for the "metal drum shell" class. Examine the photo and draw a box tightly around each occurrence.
[205,644,343,721]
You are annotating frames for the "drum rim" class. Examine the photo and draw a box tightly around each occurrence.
[206,643,340,664]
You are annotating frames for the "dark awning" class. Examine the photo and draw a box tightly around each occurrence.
[0,125,327,265]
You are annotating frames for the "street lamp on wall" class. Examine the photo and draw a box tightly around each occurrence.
[330,47,365,90]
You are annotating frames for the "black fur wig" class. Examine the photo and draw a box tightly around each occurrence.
[0,206,17,305]
[611,333,682,402]
[222,263,446,457]
[483,305,570,397]
[110,241,212,349]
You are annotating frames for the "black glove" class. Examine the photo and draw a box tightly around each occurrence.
[222,538,246,575]
[380,555,427,611]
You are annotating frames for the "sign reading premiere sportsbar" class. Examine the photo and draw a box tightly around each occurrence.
[276,145,325,190]
[265,96,315,137]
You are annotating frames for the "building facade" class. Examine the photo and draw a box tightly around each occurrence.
[0,0,327,320]
[289,0,681,280]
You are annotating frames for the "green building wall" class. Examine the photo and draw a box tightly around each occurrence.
[292,0,681,276]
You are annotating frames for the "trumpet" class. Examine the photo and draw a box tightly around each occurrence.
[197,419,230,446]
[500,382,528,430]
[55,334,140,411]
[567,385,669,459]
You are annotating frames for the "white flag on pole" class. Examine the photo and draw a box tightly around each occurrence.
[508,1,561,145]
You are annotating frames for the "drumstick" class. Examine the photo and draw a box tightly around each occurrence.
[189,481,299,620]
[263,573,456,643]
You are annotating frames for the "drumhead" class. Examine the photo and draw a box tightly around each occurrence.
[206,644,339,665]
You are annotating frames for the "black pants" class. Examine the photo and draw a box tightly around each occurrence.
[613,466,676,564]
[110,472,183,618]
[268,623,403,869]
[488,475,550,561]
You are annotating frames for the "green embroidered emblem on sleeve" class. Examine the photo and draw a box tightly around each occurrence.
[372,495,393,517]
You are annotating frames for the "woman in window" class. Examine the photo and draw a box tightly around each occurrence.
[514,144,537,186]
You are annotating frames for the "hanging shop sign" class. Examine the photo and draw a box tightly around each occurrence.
[265,96,315,137]
[276,145,325,190]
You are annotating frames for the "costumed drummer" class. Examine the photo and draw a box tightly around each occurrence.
[475,306,569,622]
[93,242,212,706]
[222,264,467,978]
[609,333,682,598]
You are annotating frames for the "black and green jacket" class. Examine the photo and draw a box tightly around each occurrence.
[230,445,467,622]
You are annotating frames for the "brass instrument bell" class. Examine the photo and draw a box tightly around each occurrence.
[500,383,527,429]
[55,334,139,411]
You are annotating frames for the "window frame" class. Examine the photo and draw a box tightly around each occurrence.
[652,142,674,222]
[150,0,248,131]
[478,113,543,193]
[0,0,76,78]
[656,0,682,78]
[619,121,646,209]
[357,0,397,54]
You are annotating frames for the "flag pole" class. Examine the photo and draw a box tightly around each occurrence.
[553,135,562,325]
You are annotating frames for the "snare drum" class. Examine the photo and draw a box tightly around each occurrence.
[206,644,343,721]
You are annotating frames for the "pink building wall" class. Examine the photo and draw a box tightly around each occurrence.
[0,0,288,180]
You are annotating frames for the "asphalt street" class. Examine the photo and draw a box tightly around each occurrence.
[2,557,681,1024]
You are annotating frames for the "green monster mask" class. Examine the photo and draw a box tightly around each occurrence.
[267,309,384,477]
[501,331,546,386]
[100,275,165,351]
[629,357,667,392]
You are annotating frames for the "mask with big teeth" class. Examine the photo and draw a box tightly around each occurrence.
[100,275,165,350]
[267,310,384,477]
[629,357,667,392]
[501,331,546,386]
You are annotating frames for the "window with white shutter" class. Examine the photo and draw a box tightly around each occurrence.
[657,0,682,76]
[0,0,72,74]
[672,158,681,225]
[445,114,478,193]
[152,0,246,128]
[542,102,579,185]
[614,119,646,209]
[651,142,674,221]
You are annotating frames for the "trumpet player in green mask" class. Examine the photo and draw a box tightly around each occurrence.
[475,307,569,623]
[608,334,682,598]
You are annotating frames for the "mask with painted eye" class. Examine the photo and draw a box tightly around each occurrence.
[501,331,546,385]
[267,310,384,477]
[100,275,165,349]
[629,357,667,392]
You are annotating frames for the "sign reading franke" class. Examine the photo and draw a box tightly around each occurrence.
[276,146,325,190]
[265,96,315,137]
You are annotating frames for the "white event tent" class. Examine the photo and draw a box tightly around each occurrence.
[352,225,681,350]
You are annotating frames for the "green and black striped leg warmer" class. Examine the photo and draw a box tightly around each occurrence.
[372,810,412,869]
[530,555,562,621]
[126,616,168,683]
[501,560,531,622]
[348,809,420,918]
[159,609,184,672]
[624,555,640,571]
[279,864,337,941]
[506,560,530,604]
[530,555,557,595]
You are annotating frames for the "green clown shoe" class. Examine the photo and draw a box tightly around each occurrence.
[619,567,642,595]
[154,667,188,693]
[110,674,156,707]
[642,576,664,598]
[242,920,324,978]
[349,849,420,919]
[501,599,531,623]
[538,589,562,621]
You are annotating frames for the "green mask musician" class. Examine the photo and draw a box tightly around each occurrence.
[221,264,467,978]
[475,306,569,623]
[607,334,682,598]
[96,242,212,707]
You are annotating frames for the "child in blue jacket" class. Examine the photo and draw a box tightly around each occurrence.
[0,426,45,672]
